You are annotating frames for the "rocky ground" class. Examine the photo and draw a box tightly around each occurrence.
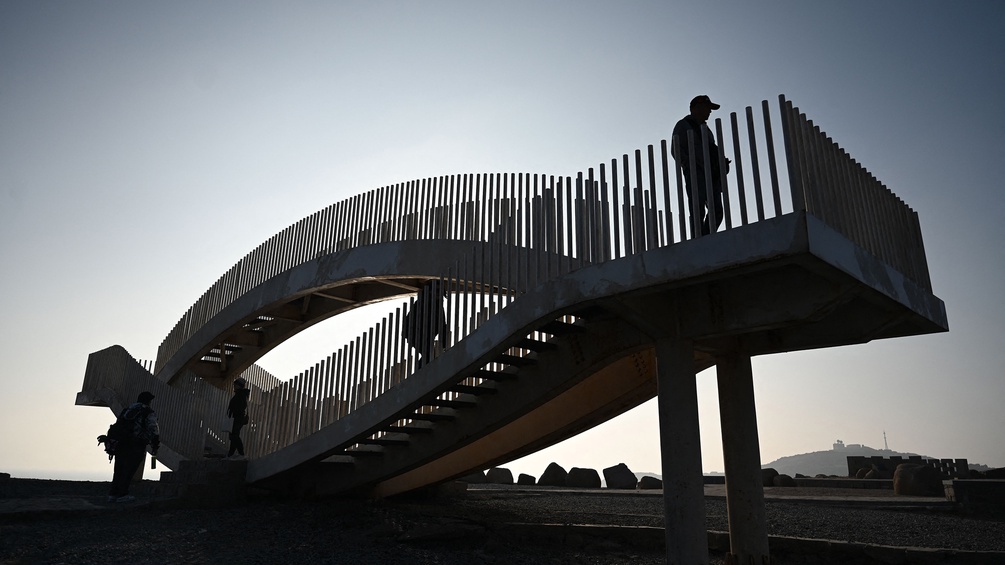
[2,478,1004,564]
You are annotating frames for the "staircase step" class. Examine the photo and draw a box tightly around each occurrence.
[358,437,409,447]
[383,424,434,434]
[517,337,557,352]
[539,319,584,335]
[410,411,456,422]
[426,398,476,409]
[340,448,384,457]
[495,353,536,367]
[449,384,497,396]
[472,369,517,382]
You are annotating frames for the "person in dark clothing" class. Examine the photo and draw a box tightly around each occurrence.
[671,95,731,237]
[227,378,250,459]
[108,391,159,503]
[403,280,449,367]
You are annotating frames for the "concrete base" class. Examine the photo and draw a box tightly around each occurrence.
[945,480,1005,514]
[159,459,248,507]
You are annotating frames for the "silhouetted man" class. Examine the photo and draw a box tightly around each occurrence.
[403,280,449,366]
[671,95,731,236]
[108,391,160,503]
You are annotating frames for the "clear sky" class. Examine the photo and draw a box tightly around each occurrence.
[2,1,1003,482]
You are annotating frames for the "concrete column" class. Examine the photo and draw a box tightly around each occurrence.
[654,338,708,565]
[717,351,770,563]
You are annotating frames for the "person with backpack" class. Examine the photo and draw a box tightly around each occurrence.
[226,378,250,459]
[107,391,160,503]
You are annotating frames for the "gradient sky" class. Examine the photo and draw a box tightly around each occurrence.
[2,1,1003,482]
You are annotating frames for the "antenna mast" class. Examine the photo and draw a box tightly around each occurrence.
[883,430,889,451]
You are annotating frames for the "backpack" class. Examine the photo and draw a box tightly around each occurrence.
[97,405,150,462]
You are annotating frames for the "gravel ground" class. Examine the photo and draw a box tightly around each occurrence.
[458,488,1005,551]
[2,479,1003,564]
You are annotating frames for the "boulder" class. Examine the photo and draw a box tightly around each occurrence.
[459,471,486,484]
[517,473,536,486]
[567,467,602,488]
[538,462,568,487]
[772,474,796,487]
[603,463,638,490]
[485,467,514,485]
[894,464,944,496]
[638,476,663,490]
[761,468,779,487]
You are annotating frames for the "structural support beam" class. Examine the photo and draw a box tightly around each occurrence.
[654,338,707,565]
[717,350,770,563]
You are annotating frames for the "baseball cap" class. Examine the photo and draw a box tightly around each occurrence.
[690,95,721,110]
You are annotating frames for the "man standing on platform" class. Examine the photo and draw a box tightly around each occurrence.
[672,95,731,236]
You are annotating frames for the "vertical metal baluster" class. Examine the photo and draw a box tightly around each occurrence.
[647,145,659,249]
[392,306,403,385]
[658,143,672,245]
[564,176,574,270]
[575,173,585,265]
[634,150,646,249]
[543,179,553,280]
[487,174,497,316]
[746,106,766,221]
[715,119,733,230]
[621,154,632,253]
[599,164,611,261]
[611,159,621,258]
[349,337,359,413]
[460,254,470,344]
[311,362,322,434]
[336,347,347,419]
[553,175,565,274]
[763,100,783,217]
[729,113,749,226]
[588,168,600,262]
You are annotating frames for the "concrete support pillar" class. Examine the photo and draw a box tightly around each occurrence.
[654,338,708,565]
[717,350,770,563]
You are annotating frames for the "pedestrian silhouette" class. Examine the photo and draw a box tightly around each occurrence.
[107,391,159,503]
[403,280,449,367]
[671,95,731,236]
[226,377,249,459]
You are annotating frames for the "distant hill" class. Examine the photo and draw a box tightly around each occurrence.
[763,443,923,477]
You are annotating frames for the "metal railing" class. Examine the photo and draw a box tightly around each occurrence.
[779,96,932,290]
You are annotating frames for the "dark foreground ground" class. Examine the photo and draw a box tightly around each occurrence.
[2,478,1004,564]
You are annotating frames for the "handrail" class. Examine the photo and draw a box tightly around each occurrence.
[779,95,932,291]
